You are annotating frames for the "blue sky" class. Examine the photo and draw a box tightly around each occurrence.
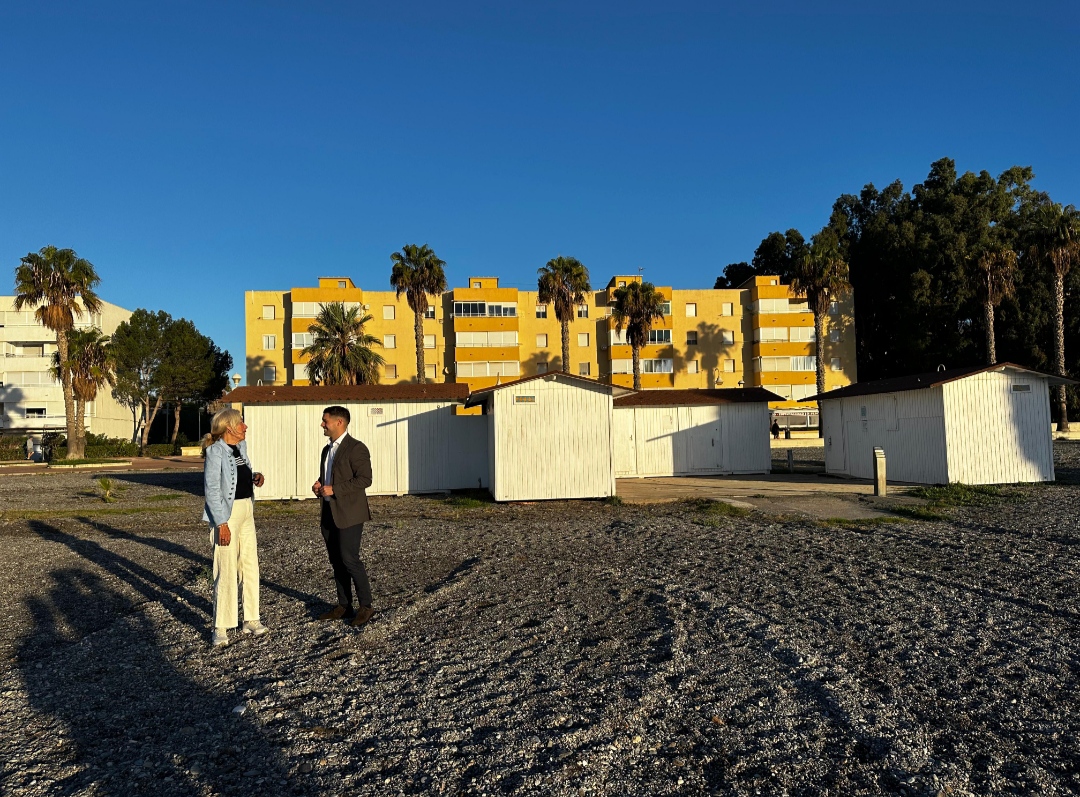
[2,1,1077,381]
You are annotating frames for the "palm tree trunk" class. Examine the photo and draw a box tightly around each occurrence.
[170,402,181,444]
[1054,270,1069,432]
[73,399,87,458]
[414,310,425,383]
[985,299,997,365]
[632,346,641,391]
[57,330,83,459]
[814,309,826,438]
[561,321,570,374]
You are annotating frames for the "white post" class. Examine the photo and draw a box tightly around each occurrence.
[873,447,886,496]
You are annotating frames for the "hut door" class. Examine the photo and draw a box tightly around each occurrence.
[688,406,723,472]
[613,409,637,476]
[823,402,846,473]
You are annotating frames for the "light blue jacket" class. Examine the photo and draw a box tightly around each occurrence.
[202,438,255,527]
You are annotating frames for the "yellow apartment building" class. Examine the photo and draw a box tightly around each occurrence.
[245,273,857,423]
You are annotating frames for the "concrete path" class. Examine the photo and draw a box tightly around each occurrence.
[0,455,204,476]
[616,473,911,520]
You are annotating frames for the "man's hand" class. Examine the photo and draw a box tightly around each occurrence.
[217,523,231,546]
[312,480,322,497]
[253,472,265,488]
[320,484,334,497]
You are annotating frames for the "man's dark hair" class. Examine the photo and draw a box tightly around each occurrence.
[323,405,351,425]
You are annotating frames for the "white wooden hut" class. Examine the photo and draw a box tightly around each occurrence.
[463,373,631,502]
[225,384,484,500]
[810,363,1073,485]
[612,388,780,478]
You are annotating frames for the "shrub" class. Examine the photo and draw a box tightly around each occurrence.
[144,443,177,457]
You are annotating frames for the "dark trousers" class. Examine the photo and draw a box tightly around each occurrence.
[320,500,372,609]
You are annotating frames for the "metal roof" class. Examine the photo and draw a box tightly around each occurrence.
[463,373,633,408]
[806,362,1076,402]
[225,383,470,404]
[613,388,785,407]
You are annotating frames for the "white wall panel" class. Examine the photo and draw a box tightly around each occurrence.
[943,373,1054,484]
[724,403,772,473]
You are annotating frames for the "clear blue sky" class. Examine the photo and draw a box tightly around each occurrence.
[2,1,1077,382]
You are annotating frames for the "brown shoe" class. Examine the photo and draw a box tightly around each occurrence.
[350,605,374,628]
[318,605,349,621]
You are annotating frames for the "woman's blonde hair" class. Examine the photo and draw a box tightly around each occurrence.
[201,408,244,453]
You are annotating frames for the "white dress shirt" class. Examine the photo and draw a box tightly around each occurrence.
[323,434,345,486]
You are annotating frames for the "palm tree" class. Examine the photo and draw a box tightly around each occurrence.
[791,228,850,437]
[52,329,116,454]
[610,281,667,390]
[390,244,447,383]
[537,256,591,373]
[300,302,385,385]
[1029,202,1080,432]
[974,244,1018,365]
[13,246,102,459]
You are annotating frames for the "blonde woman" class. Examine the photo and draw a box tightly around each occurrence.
[202,408,267,647]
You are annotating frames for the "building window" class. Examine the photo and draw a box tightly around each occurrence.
[262,365,276,382]
[487,303,517,317]
[425,364,437,380]
[455,361,520,377]
[686,303,697,317]
[618,280,626,287]
[294,364,309,381]
[262,335,276,350]
[830,329,841,342]
[536,333,548,347]
[688,360,699,374]
[609,329,627,345]
[25,407,47,418]
[722,302,734,316]
[425,304,436,319]
[686,331,698,346]
[579,362,591,376]
[720,329,734,344]
[262,305,276,320]
[383,335,396,349]
[830,301,839,315]
[578,333,590,347]
[338,280,347,289]
[770,279,778,285]
[724,359,736,372]
[383,305,395,320]
[792,356,816,371]
[535,305,547,318]
[473,281,482,288]
[613,359,674,374]
[456,331,519,347]
[831,358,842,371]
[660,302,671,316]
[385,364,397,379]
[647,329,672,345]
[536,361,548,374]
[424,334,436,349]
[577,304,589,318]
[292,333,313,349]
[292,302,319,317]
[790,327,816,342]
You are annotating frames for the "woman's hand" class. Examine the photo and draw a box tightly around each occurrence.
[218,523,231,546]
[253,472,265,488]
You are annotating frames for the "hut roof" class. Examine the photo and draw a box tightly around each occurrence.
[226,383,470,404]
[463,373,632,408]
[613,388,784,408]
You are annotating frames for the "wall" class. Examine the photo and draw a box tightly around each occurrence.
[613,403,771,477]
[823,388,948,483]
[490,378,615,501]
[942,372,1054,484]
[243,400,488,500]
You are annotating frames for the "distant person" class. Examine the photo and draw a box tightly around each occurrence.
[25,436,35,461]
[312,405,374,628]
[201,408,267,648]
[771,420,781,440]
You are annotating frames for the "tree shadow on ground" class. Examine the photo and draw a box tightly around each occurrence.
[12,522,295,796]
[109,470,205,496]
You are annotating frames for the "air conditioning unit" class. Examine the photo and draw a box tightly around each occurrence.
[362,304,370,311]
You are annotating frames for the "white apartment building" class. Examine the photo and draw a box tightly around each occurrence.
[0,297,133,439]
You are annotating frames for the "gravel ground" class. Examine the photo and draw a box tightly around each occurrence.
[1,447,1079,796]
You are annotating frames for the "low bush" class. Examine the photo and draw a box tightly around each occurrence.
[144,443,178,457]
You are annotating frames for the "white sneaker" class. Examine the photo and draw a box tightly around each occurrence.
[241,620,269,636]
[212,628,229,647]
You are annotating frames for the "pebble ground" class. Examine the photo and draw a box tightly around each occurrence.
[1,447,1078,796]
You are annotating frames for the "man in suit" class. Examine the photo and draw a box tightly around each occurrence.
[311,405,374,627]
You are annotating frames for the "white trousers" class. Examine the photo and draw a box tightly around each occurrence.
[211,497,260,629]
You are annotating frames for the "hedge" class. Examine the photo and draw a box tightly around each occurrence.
[0,447,27,461]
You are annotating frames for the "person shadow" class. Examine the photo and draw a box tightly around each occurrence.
[12,520,299,796]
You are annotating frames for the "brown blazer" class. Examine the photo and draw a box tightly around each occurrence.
[319,434,373,528]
